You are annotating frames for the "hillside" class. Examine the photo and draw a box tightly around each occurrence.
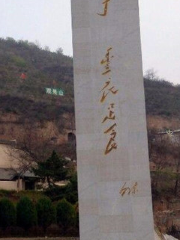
[2,38,180,237]
[144,77,180,118]
[0,37,180,129]
[0,37,74,124]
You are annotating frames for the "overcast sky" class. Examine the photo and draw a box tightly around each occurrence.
[1,0,180,84]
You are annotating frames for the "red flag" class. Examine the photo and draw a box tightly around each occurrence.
[20,73,27,80]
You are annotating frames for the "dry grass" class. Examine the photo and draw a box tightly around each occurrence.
[147,115,180,130]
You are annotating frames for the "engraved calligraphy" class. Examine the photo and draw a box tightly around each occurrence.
[97,0,111,17]
[119,182,138,197]
[99,48,119,155]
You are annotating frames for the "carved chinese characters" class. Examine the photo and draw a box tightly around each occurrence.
[97,0,112,17]
[119,182,138,197]
[99,48,118,155]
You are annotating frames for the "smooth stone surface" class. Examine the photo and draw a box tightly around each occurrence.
[71,0,155,239]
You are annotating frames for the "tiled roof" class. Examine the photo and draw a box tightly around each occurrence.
[0,168,17,180]
[0,168,37,180]
[0,139,16,145]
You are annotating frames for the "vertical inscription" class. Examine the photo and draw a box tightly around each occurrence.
[97,2,119,155]
[99,48,119,155]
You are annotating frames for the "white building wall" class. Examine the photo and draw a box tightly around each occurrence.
[0,181,18,191]
[0,179,25,191]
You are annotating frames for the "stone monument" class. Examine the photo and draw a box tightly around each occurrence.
[71,1,155,240]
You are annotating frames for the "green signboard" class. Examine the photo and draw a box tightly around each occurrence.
[45,88,64,96]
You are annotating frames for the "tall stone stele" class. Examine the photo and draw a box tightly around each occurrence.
[71,1,155,240]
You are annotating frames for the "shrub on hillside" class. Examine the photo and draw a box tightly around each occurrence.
[11,55,27,68]
[27,226,44,237]
[65,172,78,204]
[36,197,56,232]
[56,198,76,230]
[4,226,25,237]
[16,197,37,230]
[0,198,16,230]
[46,224,63,237]
[65,226,79,237]
[45,186,66,201]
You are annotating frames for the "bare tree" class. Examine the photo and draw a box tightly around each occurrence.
[148,130,171,192]
[144,69,158,80]
[6,122,56,173]
[170,136,180,196]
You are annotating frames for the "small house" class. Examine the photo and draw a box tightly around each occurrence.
[0,140,39,191]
